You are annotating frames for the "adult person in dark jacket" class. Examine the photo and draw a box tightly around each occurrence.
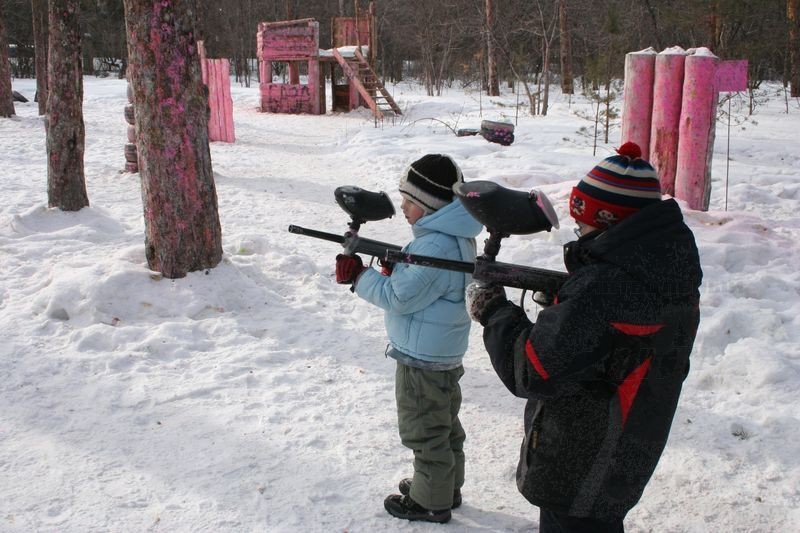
[466,142,702,532]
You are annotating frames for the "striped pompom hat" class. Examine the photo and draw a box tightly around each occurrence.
[569,142,662,227]
[399,154,463,213]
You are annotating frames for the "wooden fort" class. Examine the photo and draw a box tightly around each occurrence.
[256,7,401,119]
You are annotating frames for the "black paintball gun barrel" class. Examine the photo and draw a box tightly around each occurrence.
[384,180,569,296]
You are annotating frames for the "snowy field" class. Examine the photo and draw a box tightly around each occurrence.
[1,75,799,532]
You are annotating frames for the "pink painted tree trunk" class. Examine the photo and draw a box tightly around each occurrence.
[620,50,656,156]
[46,0,88,211]
[123,0,222,278]
[0,0,16,118]
[675,52,718,211]
[649,50,685,196]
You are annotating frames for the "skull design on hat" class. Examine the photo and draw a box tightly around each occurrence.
[595,209,619,226]
[570,196,585,216]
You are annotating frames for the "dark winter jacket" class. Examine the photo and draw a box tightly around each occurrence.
[481,199,702,522]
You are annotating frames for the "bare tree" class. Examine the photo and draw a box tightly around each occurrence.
[790,0,800,96]
[485,0,499,95]
[558,0,573,94]
[46,0,88,210]
[123,0,222,278]
[534,0,557,116]
[31,0,47,114]
[0,0,15,117]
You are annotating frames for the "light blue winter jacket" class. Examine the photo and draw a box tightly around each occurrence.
[354,198,483,365]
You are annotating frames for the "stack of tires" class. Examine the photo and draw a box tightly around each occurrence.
[480,120,515,146]
[124,79,139,173]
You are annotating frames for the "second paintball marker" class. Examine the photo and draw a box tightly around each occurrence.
[384,180,569,298]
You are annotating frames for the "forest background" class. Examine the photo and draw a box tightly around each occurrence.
[4,0,800,106]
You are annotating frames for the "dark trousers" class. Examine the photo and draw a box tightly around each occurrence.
[539,508,624,533]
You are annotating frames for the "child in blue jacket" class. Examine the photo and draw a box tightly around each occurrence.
[335,154,482,524]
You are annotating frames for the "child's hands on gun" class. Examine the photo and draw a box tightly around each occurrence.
[336,254,366,285]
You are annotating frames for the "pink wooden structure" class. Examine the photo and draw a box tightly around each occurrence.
[257,19,323,114]
[621,47,748,211]
[330,12,375,112]
[256,5,399,119]
[620,49,656,157]
[650,48,687,196]
[198,42,235,143]
[674,52,719,210]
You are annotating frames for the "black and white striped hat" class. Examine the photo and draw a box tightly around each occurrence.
[398,154,463,213]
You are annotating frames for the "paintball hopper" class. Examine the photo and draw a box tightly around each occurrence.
[454,181,559,235]
[334,186,395,230]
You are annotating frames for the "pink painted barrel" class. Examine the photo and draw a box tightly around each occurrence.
[621,49,656,156]
[675,51,718,211]
[649,49,686,196]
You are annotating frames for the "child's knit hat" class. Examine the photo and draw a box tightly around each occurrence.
[399,154,463,213]
[569,142,662,227]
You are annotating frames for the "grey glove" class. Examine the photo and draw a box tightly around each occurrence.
[465,282,507,324]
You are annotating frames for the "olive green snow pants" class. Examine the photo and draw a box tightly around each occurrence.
[395,362,465,511]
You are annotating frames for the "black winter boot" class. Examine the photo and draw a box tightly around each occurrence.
[384,494,451,523]
[398,478,462,509]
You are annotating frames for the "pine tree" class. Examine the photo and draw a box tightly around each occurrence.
[123,0,222,278]
[46,0,89,211]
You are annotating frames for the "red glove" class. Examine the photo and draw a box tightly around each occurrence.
[335,254,366,285]
[378,258,394,277]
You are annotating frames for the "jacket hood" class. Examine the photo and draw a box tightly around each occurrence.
[565,199,702,300]
[413,197,483,239]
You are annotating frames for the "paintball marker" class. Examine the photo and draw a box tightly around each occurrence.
[384,181,569,300]
[288,185,402,261]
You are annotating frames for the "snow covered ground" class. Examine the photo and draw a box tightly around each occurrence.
[1,75,798,532]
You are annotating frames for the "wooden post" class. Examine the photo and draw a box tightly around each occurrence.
[620,49,656,156]
[649,49,686,196]
[674,51,718,211]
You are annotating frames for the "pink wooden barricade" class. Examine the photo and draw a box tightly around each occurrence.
[674,53,718,210]
[649,49,686,196]
[198,41,235,143]
[621,47,748,211]
[620,49,656,157]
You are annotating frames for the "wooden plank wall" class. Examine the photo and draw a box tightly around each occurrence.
[198,41,235,143]
[257,19,322,115]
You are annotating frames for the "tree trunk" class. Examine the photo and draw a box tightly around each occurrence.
[558,0,573,95]
[485,0,499,96]
[122,0,222,279]
[0,0,15,117]
[790,0,800,97]
[46,0,88,210]
[32,0,48,115]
